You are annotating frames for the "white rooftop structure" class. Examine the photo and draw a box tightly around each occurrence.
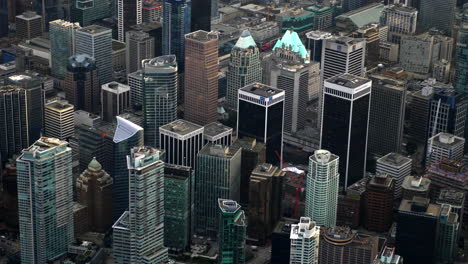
[113,116,143,143]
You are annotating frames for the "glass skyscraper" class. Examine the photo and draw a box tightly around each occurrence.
[142,55,178,148]
[70,0,113,27]
[162,0,191,72]
[305,150,339,228]
[113,146,168,264]
[50,20,81,79]
[17,138,74,263]
[455,6,468,147]
[34,0,66,30]
[218,199,246,264]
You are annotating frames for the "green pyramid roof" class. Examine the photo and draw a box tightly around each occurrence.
[273,29,308,59]
[234,29,257,49]
[88,157,102,171]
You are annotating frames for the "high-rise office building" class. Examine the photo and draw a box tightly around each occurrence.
[396,197,441,263]
[437,189,465,231]
[435,204,459,263]
[76,158,113,233]
[321,36,366,82]
[101,82,131,122]
[75,25,113,85]
[289,217,320,264]
[44,100,75,140]
[419,0,456,35]
[226,30,262,110]
[142,0,162,23]
[112,116,144,221]
[271,218,298,264]
[191,0,210,32]
[380,4,418,44]
[218,199,247,264]
[0,86,30,162]
[64,54,100,113]
[342,0,366,12]
[142,55,178,147]
[159,119,204,168]
[203,122,233,146]
[367,75,406,157]
[364,173,395,232]
[128,70,144,108]
[126,30,155,75]
[428,90,467,139]
[131,22,163,57]
[248,163,285,245]
[305,150,339,228]
[0,0,8,38]
[117,0,143,41]
[306,31,332,63]
[376,152,411,199]
[34,0,66,30]
[16,11,42,40]
[113,146,168,263]
[164,165,193,253]
[270,29,311,134]
[401,176,431,201]
[319,226,379,264]
[426,133,465,165]
[50,20,81,79]
[71,0,113,27]
[320,74,371,189]
[162,0,191,72]
[456,6,468,147]
[184,30,219,125]
[4,73,44,145]
[195,144,242,238]
[237,83,285,164]
[407,86,434,143]
[17,138,74,263]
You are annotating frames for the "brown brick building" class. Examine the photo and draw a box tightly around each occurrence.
[364,173,395,232]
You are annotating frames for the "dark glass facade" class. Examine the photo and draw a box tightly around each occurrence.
[34,0,67,30]
[238,100,283,164]
[0,0,8,37]
[321,93,370,187]
[191,0,211,32]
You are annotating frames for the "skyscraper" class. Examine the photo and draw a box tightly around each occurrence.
[164,165,193,253]
[289,217,320,264]
[419,0,456,35]
[184,30,219,125]
[380,4,418,44]
[407,86,434,143]
[101,82,131,122]
[195,144,242,238]
[64,54,100,113]
[367,74,406,157]
[162,0,191,71]
[226,30,262,110]
[0,0,8,37]
[44,100,75,140]
[142,55,178,147]
[113,146,168,263]
[305,150,339,227]
[342,0,366,12]
[17,138,74,263]
[117,0,143,41]
[270,29,311,134]
[159,119,204,168]
[435,204,459,263]
[126,30,155,75]
[191,0,210,32]
[320,74,371,188]
[306,31,332,63]
[50,20,81,79]
[76,158,113,233]
[456,6,468,147]
[70,0,113,27]
[428,90,467,139]
[75,25,113,85]
[15,11,42,40]
[0,86,29,162]
[128,70,144,108]
[376,152,411,199]
[237,83,285,164]
[364,173,395,232]
[33,0,66,30]
[218,199,247,264]
[203,122,233,146]
[426,133,465,165]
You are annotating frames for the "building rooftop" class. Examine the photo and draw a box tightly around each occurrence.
[218,199,241,214]
[77,25,112,35]
[126,30,152,41]
[69,54,96,69]
[234,30,257,49]
[185,30,218,42]
[306,30,332,40]
[112,40,126,51]
[159,119,203,137]
[0,85,22,92]
[112,211,130,230]
[198,143,240,158]
[142,55,177,70]
[377,152,412,168]
[427,160,468,183]
[273,29,308,59]
[204,122,232,139]
[368,173,394,188]
[239,82,284,97]
[113,116,143,144]
[398,197,441,217]
[23,137,68,154]
[385,4,418,13]
[290,217,319,240]
[429,133,465,148]
[326,74,371,89]
[130,22,162,32]
[232,137,266,153]
[273,218,298,234]
[16,11,41,20]
[142,0,162,9]
[401,176,431,192]
[336,3,385,28]
[437,189,465,206]
[45,100,74,112]
[102,82,130,94]
[252,163,285,178]
[323,226,355,244]
[310,149,338,165]
[369,74,406,91]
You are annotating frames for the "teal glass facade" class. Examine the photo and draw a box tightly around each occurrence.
[17,138,74,263]
[218,199,246,264]
[70,0,113,26]
[50,20,81,79]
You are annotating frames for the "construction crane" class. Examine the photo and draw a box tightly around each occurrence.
[275,151,305,219]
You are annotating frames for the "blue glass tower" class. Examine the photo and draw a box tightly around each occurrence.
[17,138,74,263]
[162,0,191,72]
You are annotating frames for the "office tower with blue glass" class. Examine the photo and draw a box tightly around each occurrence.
[305,150,339,228]
[142,55,178,147]
[50,20,81,79]
[126,30,155,75]
[226,30,262,110]
[71,0,113,27]
[163,0,191,72]
[112,116,144,221]
[237,83,285,164]
[218,199,246,264]
[113,146,168,264]
[320,74,371,189]
[164,165,193,253]
[428,90,467,139]
[195,144,242,238]
[75,25,113,85]
[17,138,74,263]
